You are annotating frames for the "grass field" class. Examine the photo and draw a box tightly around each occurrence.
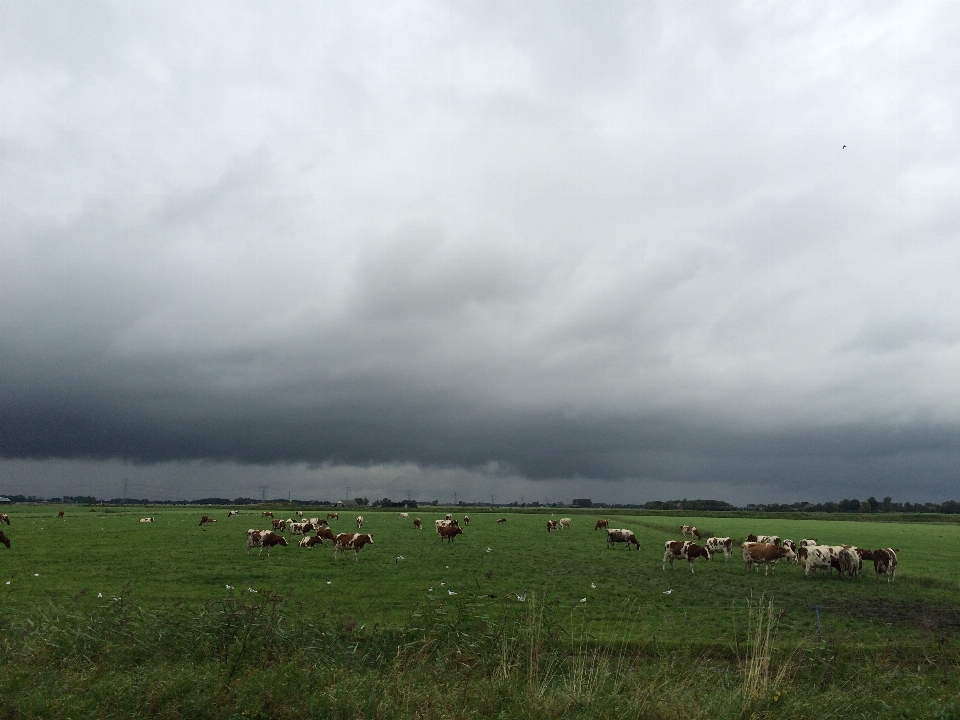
[1,505,959,718]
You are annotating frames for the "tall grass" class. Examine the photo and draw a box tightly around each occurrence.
[1,591,958,719]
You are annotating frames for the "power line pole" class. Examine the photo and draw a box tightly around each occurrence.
[259,485,268,502]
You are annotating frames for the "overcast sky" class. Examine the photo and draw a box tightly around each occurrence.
[2,1,959,504]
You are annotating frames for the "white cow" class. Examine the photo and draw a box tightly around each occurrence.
[398,512,409,519]
[559,518,572,529]
[705,537,733,560]
[139,517,155,523]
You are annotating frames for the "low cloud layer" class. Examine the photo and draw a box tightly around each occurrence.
[2,1,960,502]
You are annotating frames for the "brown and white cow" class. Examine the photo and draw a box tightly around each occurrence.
[0,530,10,549]
[296,511,304,518]
[334,532,373,561]
[799,538,818,548]
[227,510,239,517]
[0,514,9,525]
[801,545,842,578]
[546,519,559,532]
[398,512,409,519]
[413,518,422,529]
[606,528,640,550]
[756,535,781,546]
[289,522,314,535]
[680,525,702,540]
[594,519,609,531]
[741,542,795,575]
[356,516,364,529]
[873,548,899,582]
[308,518,321,526]
[271,519,286,532]
[315,526,337,542]
[435,519,453,533]
[139,517,155,523]
[262,511,274,518]
[444,514,453,521]
[496,518,507,524]
[57,511,64,519]
[559,518,572,529]
[438,525,464,544]
[246,529,288,556]
[663,541,711,572]
[463,516,470,525]
[299,535,324,548]
[327,512,339,520]
[199,515,216,526]
[705,537,734,560]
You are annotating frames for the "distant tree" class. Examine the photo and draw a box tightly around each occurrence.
[572,498,592,508]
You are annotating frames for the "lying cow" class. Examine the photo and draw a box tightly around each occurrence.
[663,541,711,573]
[741,541,795,575]
[438,525,464,544]
[680,525,702,540]
[594,519,609,531]
[227,510,239,517]
[299,535,324,548]
[246,529,288,556]
[606,528,640,550]
[705,537,733,560]
[139,517,155,523]
[0,530,10,549]
[199,515,216,526]
[496,518,507,524]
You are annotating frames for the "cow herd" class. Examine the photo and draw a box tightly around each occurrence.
[0,510,902,585]
[653,525,900,582]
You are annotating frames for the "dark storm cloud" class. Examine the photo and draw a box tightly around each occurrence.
[2,1,960,501]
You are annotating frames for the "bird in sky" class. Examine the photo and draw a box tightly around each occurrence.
[842,145,846,149]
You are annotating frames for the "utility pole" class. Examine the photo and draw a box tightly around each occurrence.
[122,479,128,505]
[259,485,268,502]
[454,491,458,506]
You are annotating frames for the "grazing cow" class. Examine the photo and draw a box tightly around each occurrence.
[873,548,899,582]
[398,512,409,519]
[413,518,422,529]
[496,518,507,524]
[227,510,239,517]
[246,529,288,556]
[741,542,795,575]
[299,535,324,548]
[705,537,734,560]
[199,515,216,526]
[463,516,470,525]
[334,532,373,561]
[546,519,559,532]
[57,511,64,519]
[438,525,464,544]
[262,511,274,518]
[0,514,9,525]
[680,525,701,540]
[755,535,781,546]
[139,517,155,523]
[315,526,337,542]
[327,512,339,520]
[559,518,572,529]
[800,539,818,548]
[594,519,609,531]
[0,530,10,549]
[606,528,640,550]
[663,541,711,572]
[289,522,315,535]
[746,533,758,542]
[271,519,286,532]
[444,514,453,521]
[356,516,364,529]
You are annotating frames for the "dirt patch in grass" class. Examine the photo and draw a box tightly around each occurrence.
[828,596,960,634]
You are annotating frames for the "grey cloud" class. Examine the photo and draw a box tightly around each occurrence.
[3,1,960,502]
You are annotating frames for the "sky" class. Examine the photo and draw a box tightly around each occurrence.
[2,1,959,505]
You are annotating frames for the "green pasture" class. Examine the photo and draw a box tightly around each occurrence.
[1,506,959,649]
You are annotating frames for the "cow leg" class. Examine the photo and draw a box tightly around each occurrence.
[689,561,695,574]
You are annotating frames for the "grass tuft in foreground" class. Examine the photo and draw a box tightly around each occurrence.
[1,591,959,719]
